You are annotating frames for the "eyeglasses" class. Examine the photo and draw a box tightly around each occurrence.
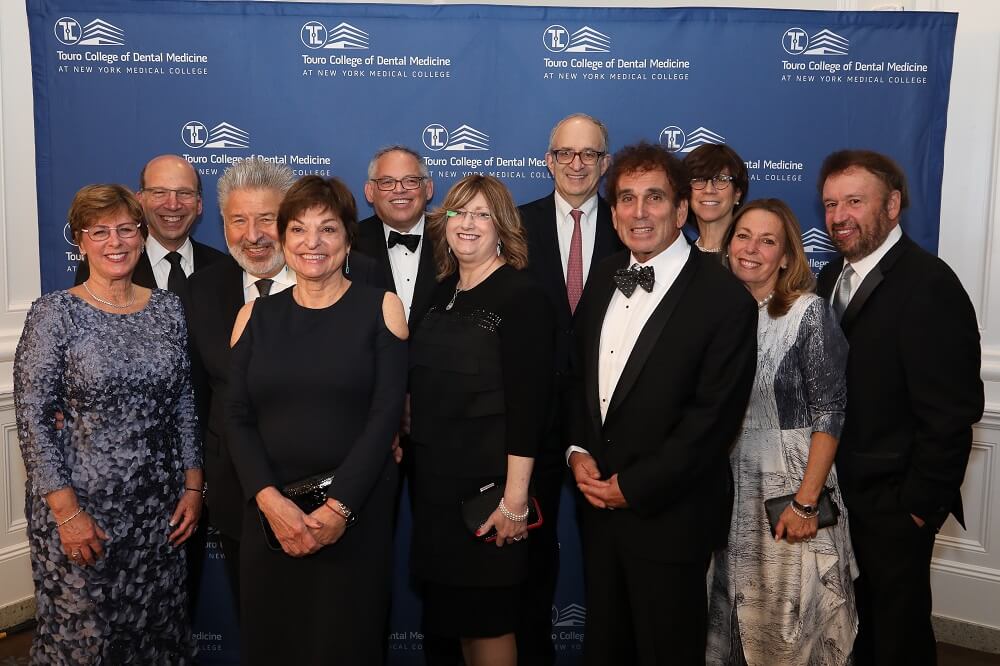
[370,176,426,191]
[447,209,493,223]
[550,149,606,165]
[141,187,200,204]
[81,223,142,242]
[690,174,736,191]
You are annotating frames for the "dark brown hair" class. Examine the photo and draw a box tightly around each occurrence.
[683,143,749,223]
[724,198,815,318]
[605,142,690,207]
[277,175,358,245]
[817,149,909,212]
[426,175,528,280]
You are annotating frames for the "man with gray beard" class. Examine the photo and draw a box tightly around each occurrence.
[185,158,384,607]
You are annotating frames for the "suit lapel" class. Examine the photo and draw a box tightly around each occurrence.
[534,195,573,321]
[364,219,396,291]
[606,250,699,417]
[412,223,437,309]
[132,252,157,289]
[839,235,911,333]
[589,196,620,290]
[585,253,628,435]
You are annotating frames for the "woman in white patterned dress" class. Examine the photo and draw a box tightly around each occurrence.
[706,199,858,666]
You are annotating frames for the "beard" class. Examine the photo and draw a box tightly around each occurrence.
[831,207,895,262]
[229,239,285,277]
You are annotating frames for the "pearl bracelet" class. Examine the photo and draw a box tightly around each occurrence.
[498,497,529,522]
[790,504,818,520]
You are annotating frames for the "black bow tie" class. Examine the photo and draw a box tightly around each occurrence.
[387,231,421,253]
[613,264,655,298]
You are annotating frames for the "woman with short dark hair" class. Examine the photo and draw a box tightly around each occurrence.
[227,175,408,664]
[683,143,749,253]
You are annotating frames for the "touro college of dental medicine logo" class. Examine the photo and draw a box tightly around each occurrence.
[181,121,250,149]
[782,27,849,56]
[54,17,125,46]
[543,25,611,53]
[801,228,837,254]
[301,21,370,50]
[658,125,725,153]
[422,124,490,151]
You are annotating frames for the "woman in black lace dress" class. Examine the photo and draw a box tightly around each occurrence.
[409,175,555,666]
[14,184,201,664]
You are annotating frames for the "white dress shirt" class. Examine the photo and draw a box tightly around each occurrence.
[554,192,599,284]
[834,224,902,307]
[383,216,425,322]
[567,233,691,462]
[241,264,296,303]
[146,236,194,290]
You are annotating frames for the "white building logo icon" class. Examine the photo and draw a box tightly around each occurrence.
[658,125,726,153]
[801,228,837,253]
[181,121,250,149]
[551,603,586,627]
[301,21,370,50]
[543,25,610,53]
[54,18,125,46]
[782,27,849,56]
[422,124,490,152]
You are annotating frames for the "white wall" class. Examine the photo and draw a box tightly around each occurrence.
[2,0,999,638]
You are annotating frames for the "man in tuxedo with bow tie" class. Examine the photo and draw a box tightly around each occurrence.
[816,150,983,665]
[356,145,437,330]
[568,142,757,664]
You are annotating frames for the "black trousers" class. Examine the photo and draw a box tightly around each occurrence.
[581,519,710,666]
[850,508,938,666]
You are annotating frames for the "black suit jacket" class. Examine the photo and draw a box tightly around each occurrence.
[185,254,386,539]
[816,234,984,528]
[74,238,227,287]
[571,248,757,562]
[354,214,437,331]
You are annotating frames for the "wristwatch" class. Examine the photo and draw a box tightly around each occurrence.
[791,498,819,517]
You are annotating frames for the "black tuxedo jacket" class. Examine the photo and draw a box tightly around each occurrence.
[817,234,984,528]
[520,193,622,377]
[74,238,226,288]
[570,248,757,562]
[354,214,437,331]
[185,253,386,538]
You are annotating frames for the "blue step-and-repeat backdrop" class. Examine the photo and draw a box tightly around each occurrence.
[27,1,957,663]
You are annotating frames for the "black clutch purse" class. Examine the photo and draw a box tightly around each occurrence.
[257,469,336,551]
[461,482,543,543]
[764,486,840,538]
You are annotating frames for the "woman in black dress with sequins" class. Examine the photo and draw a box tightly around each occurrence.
[409,175,555,666]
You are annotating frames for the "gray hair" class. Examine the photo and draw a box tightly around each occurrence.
[366,145,430,180]
[217,157,295,210]
[547,113,609,153]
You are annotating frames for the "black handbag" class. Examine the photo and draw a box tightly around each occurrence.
[461,482,543,543]
[764,486,840,538]
[257,469,336,551]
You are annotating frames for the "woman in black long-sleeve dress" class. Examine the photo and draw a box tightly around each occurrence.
[226,176,408,665]
[409,175,555,666]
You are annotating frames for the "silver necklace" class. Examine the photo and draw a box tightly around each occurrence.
[446,258,499,311]
[757,291,775,309]
[83,281,135,309]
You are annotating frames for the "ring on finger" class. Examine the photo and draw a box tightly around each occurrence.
[71,549,82,560]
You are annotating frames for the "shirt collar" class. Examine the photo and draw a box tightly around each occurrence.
[242,264,296,290]
[845,224,902,283]
[554,191,598,222]
[146,235,193,266]
[382,215,426,241]
[629,232,690,286]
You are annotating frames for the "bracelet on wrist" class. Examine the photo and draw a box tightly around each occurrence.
[790,503,818,520]
[498,497,529,522]
[56,507,83,527]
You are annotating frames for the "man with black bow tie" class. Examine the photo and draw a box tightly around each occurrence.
[816,150,983,665]
[567,142,756,664]
[356,145,437,330]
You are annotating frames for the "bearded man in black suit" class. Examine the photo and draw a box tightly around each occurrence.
[568,142,757,665]
[816,150,984,666]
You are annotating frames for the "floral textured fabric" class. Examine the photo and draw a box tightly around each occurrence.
[706,294,859,666]
[14,290,200,664]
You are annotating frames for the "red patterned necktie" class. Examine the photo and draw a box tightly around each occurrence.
[567,209,584,313]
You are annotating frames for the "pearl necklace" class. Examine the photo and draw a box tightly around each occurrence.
[695,238,721,253]
[757,291,775,309]
[83,281,135,309]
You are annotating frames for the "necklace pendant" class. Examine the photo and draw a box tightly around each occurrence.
[445,288,461,311]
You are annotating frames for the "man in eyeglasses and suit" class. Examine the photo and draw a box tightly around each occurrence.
[516,113,623,665]
[75,154,226,293]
